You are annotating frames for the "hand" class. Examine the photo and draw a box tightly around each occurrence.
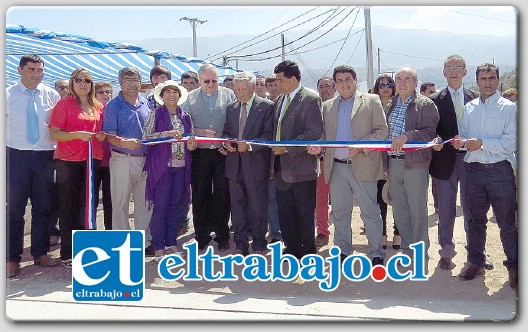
[76,131,93,142]
[237,142,249,153]
[348,147,363,158]
[432,135,443,151]
[224,143,236,153]
[167,130,183,140]
[307,146,321,155]
[391,134,408,153]
[272,147,288,155]
[123,138,141,150]
[218,147,228,155]
[187,136,197,151]
[465,138,483,152]
[95,131,106,142]
[451,135,465,149]
[203,129,216,137]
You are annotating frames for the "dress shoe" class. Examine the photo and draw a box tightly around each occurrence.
[315,234,329,247]
[458,263,485,281]
[340,253,348,264]
[34,255,59,267]
[392,235,401,250]
[235,249,249,256]
[438,257,453,270]
[372,257,384,266]
[508,267,518,291]
[50,235,60,246]
[270,238,281,244]
[7,262,20,278]
[145,245,155,257]
[381,235,387,249]
[484,258,495,270]
[218,242,230,252]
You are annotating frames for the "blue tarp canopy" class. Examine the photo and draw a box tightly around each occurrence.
[5,24,239,87]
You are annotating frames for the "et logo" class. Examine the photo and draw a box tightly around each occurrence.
[72,230,144,302]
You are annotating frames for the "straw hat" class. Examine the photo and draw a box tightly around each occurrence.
[153,80,189,106]
[382,181,391,205]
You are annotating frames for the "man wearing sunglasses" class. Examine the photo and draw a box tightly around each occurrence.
[429,55,493,272]
[181,63,236,253]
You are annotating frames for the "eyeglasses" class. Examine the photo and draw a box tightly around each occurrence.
[97,90,112,95]
[445,66,464,72]
[74,78,92,84]
[379,83,393,89]
[203,79,218,84]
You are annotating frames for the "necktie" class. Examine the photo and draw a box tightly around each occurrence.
[276,95,291,141]
[454,90,463,123]
[26,89,40,144]
[238,103,248,140]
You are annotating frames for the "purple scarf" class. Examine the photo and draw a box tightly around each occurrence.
[144,105,192,209]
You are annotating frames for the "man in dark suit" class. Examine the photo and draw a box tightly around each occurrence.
[271,60,323,259]
[429,54,492,271]
[223,72,274,256]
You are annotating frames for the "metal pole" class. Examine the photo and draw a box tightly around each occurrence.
[281,33,286,61]
[377,47,381,77]
[364,7,374,91]
[180,17,207,57]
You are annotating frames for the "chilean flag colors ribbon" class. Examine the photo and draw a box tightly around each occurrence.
[142,135,451,152]
[85,139,97,230]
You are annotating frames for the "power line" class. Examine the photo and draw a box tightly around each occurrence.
[228,7,355,60]
[324,7,361,76]
[206,6,328,61]
[379,50,443,61]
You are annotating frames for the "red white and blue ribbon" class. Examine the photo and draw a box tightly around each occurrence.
[142,135,451,151]
[85,139,97,230]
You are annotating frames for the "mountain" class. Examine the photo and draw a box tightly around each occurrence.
[129,25,516,91]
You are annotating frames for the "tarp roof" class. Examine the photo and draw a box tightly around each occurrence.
[5,24,240,87]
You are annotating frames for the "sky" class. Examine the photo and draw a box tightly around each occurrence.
[5,5,517,45]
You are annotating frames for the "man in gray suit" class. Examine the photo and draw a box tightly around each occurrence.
[271,60,323,260]
[308,65,388,265]
[223,72,274,256]
[182,63,236,252]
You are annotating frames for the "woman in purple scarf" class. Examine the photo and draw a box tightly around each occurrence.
[143,80,196,260]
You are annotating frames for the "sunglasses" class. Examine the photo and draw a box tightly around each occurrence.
[203,79,218,84]
[379,83,393,89]
[74,78,92,84]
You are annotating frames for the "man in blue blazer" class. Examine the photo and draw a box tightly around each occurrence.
[223,72,274,256]
[271,60,323,259]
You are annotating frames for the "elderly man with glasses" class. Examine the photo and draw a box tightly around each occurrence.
[181,63,236,253]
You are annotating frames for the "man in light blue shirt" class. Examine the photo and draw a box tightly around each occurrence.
[453,63,517,291]
[6,54,61,277]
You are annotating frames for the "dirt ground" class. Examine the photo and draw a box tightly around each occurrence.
[8,178,518,321]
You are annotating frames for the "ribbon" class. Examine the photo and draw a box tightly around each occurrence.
[142,135,451,152]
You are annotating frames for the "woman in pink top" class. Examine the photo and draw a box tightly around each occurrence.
[49,68,105,267]
[94,81,113,230]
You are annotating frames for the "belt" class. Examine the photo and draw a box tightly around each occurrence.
[456,150,467,154]
[389,154,405,160]
[334,158,353,165]
[111,149,146,157]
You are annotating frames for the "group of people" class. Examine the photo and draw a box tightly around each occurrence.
[6,53,517,292]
